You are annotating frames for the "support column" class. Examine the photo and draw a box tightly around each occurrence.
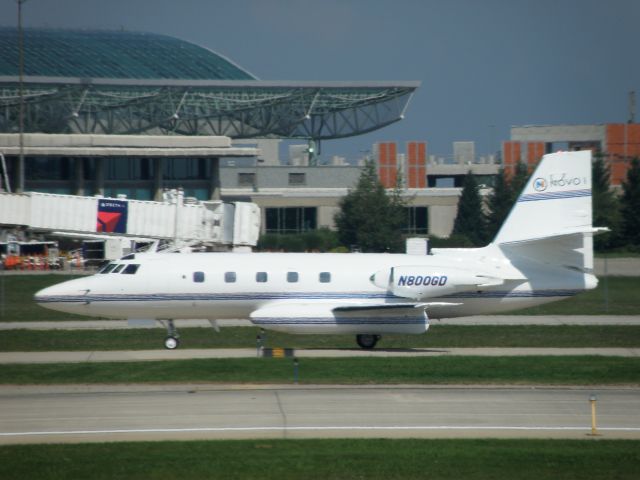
[95,157,105,196]
[210,157,221,200]
[16,156,25,193]
[74,158,85,196]
[153,157,165,201]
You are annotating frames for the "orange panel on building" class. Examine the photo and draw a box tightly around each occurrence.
[503,141,522,178]
[606,124,640,185]
[377,142,398,188]
[406,141,427,188]
[526,142,544,170]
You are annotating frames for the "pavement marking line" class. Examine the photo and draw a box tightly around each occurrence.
[3,426,640,437]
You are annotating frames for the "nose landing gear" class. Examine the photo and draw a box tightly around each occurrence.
[162,319,180,350]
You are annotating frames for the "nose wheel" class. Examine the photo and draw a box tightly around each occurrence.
[164,335,180,350]
[162,319,180,350]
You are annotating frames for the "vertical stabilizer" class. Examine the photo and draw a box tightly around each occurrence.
[494,150,594,245]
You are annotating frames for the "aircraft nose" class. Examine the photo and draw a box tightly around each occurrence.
[34,283,71,304]
[34,279,90,314]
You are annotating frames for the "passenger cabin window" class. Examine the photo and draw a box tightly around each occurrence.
[256,272,268,283]
[121,264,140,275]
[112,264,125,273]
[319,272,331,283]
[225,272,237,283]
[193,271,205,283]
[99,263,116,274]
[287,272,299,283]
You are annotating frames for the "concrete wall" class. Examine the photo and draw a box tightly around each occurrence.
[221,166,362,189]
[510,125,607,144]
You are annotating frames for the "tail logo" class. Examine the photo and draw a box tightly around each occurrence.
[533,177,547,192]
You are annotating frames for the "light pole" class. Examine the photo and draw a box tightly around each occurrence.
[16,0,28,193]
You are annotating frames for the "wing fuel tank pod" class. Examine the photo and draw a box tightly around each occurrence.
[371,266,504,300]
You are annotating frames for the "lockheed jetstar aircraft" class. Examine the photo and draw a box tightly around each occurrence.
[35,151,604,349]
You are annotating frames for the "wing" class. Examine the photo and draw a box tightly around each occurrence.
[249,302,458,335]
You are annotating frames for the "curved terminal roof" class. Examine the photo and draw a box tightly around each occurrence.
[0,28,419,140]
[0,27,255,80]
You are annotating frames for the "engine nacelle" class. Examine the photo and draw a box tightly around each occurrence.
[371,265,503,300]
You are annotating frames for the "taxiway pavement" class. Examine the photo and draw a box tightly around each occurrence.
[0,347,639,364]
[1,384,638,444]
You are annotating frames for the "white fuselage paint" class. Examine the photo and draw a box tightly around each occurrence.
[35,247,596,335]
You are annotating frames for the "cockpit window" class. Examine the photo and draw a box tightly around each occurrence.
[121,264,140,275]
[121,253,135,260]
[112,264,125,273]
[99,263,117,274]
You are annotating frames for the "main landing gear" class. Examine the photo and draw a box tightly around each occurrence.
[163,319,180,350]
[356,334,380,350]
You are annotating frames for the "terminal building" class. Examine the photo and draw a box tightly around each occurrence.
[2,27,470,238]
[6,29,634,241]
[504,123,640,184]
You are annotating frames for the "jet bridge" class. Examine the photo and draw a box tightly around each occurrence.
[0,190,260,251]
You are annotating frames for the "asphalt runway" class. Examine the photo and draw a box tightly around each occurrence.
[1,384,638,444]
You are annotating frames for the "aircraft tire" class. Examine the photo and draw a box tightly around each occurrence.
[356,334,379,349]
[164,336,180,350]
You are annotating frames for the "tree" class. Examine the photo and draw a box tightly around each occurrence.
[484,167,513,241]
[334,161,406,252]
[452,170,487,246]
[592,154,620,250]
[620,158,640,248]
[509,160,530,203]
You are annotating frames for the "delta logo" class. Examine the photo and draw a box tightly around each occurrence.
[96,199,128,234]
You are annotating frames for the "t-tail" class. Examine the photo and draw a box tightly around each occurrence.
[492,150,606,287]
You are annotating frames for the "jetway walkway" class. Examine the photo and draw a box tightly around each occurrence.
[0,190,261,253]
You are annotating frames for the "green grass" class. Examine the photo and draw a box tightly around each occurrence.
[1,356,638,385]
[0,274,638,322]
[503,275,640,315]
[1,439,639,480]
[0,274,89,321]
[3,325,640,351]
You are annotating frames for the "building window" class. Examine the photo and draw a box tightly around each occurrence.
[288,173,306,186]
[238,172,256,187]
[403,207,429,234]
[319,272,331,283]
[287,272,299,283]
[164,158,209,180]
[193,271,205,283]
[26,157,71,181]
[224,272,237,283]
[265,207,317,234]
[106,158,153,181]
[256,272,268,283]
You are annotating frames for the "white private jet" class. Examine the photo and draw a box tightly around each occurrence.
[35,150,605,350]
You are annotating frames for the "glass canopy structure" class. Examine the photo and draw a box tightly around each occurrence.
[0,28,419,140]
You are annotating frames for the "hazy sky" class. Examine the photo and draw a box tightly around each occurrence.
[1,0,639,160]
